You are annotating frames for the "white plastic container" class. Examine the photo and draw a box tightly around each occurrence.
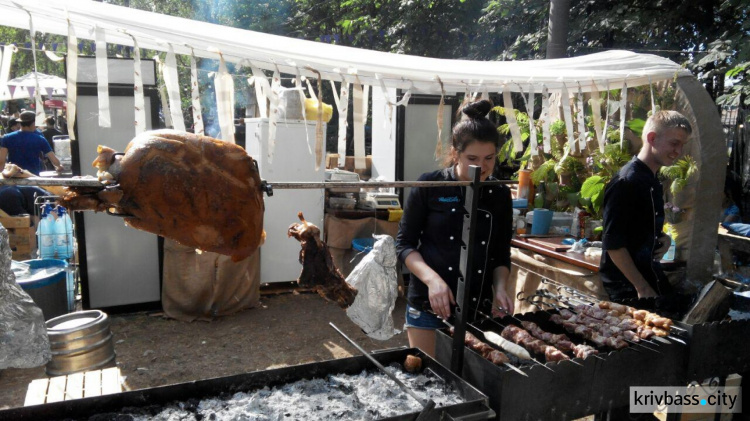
[38,205,57,259]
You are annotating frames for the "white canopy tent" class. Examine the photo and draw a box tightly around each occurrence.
[0,71,66,100]
[0,0,691,94]
[0,0,726,286]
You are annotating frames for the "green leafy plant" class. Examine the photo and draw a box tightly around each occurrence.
[579,175,606,219]
[659,155,698,195]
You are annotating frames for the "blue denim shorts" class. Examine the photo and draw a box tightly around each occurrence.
[404,304,445,330]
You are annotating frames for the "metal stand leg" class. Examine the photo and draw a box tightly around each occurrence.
[450,165,481,376]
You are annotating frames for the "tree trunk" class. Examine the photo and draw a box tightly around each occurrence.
[546,0,571,59]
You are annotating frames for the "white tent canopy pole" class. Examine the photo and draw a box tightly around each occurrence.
[0,0,691,94]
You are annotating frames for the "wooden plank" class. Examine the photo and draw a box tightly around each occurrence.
[524,236,572,252]
[682,280,733,324]
[65,372,85,400]
[84,370,102,398]
[46,376,67,403]
[100,368,121,395]
[24,378,49,406]
[0,215,31,228]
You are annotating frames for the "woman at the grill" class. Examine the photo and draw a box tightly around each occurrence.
[396,99,514,357]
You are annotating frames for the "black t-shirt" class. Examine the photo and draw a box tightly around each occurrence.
[396,166,513,320]
[599,157,672,299]
[42,127,62,150]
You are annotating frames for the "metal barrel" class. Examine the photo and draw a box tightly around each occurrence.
[45,310,116,376]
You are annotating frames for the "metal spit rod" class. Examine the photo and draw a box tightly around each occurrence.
[0,177,517,190]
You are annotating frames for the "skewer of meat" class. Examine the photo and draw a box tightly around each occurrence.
[520,321,599,360]
[500,325,570,362]
[548,314,629,349]
[598,301,674,330]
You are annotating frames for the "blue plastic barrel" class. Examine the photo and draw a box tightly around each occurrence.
[352,238,376,253]
[17,259,69,320]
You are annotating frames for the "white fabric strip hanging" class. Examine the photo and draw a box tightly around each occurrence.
[540,85,552,153]
[435,76,445,160]
[503,88,524,154]
[58,39,80,135]
[267,66,281,163]
[163,45,185,131]
[296,67,312,154]
[548,91,560,121]
[619,81,627,150]
[523,84,538,156]
[0,45,16,99]
[249,65,270,118]
[94,26,111,128]
[575,83,587,151]
[128,34,146,136]
[560,83,575,150]
[26,11,44,126]
[603,81,611,150]
[153,56,173,128]
[649,76,656,113]
[376,74,411,144]
[353,82,368,170]
[215,53,235,143]
[310,69,325,170]
[189,50,204,135]
[590,81,605,153]
[330,78,349,168]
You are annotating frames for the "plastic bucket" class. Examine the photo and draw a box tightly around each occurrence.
[352,238,376,253]
[17,259,68,321]
[531,208,554,235]
[45,310,116,376]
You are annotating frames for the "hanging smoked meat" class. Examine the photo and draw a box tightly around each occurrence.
[58,130,265,262]
[288,212,358,308]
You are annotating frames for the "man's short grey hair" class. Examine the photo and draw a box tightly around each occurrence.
[642,110,692,140]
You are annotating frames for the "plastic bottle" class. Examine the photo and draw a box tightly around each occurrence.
[37,204,57,259]
[54,206,74,259]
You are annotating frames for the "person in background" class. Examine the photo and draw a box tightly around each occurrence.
[3,117,20,136]
[396,99,514,357]
[600,110,692,300]
[0,111,64,175]
[41,116,62,150]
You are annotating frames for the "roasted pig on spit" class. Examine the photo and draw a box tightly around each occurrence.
[58,130,265,262]
[288,212,358,308]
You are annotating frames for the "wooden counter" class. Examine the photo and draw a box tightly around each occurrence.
[511,236,600,272]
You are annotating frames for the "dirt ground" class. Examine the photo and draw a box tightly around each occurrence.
[0,290,409,410]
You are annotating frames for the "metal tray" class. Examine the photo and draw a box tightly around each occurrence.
[2,348,493,421]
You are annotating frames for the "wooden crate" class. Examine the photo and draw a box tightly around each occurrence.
[0,210,33,260]
[24,367,123,406]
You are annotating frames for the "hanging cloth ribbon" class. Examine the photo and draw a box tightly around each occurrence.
[540,85,552,154]
[295,67,312,154]
[560,82,575,151]
[305,67,326,170]
[648,76,656,113]
[94,26,111,128]
[376,74,411,144]
[503,87,524,154]
[352,78,368,170]
[153,56,173,128]
[330,77,349,168]
[519,84,537,156]
[65,19,77,140]
[267,65,281,163]
[127,34,146,136]
[25,11,45,126]
[215,53,235,143]
[603,81,612,150]
[590,81,605,153]
[435,76,446,160]
[1,45,18,101]
[163,45,185,131]
[249,65,270,118]
[575,83,587,152]
[619,81,628,150]
[189,50,204,135]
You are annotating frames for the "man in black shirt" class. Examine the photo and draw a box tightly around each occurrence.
[600,110,692,300]
[41,116,62,149]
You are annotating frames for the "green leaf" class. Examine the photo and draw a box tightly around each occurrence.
[626,118,646,138]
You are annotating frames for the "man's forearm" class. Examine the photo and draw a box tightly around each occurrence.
[607,248,652,294]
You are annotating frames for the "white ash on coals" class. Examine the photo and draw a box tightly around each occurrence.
[127,364,463,420]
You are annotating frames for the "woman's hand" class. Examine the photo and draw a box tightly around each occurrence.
[637,284,658,299]
[492,289,514,318]
[427,276,455,320]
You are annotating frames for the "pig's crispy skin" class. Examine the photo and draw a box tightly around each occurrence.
[59,130,265,261]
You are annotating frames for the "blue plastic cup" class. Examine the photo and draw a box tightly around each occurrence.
[531,208,554,235]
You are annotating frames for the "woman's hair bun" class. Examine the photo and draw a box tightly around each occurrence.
[461,99,493,120]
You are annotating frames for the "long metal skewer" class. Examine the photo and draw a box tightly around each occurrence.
[329,323,437,419]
